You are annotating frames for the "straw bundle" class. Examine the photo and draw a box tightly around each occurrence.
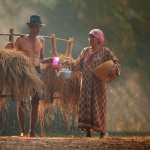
[39,36,80,135]
[41,54,81,107]
[39,54,81,132]
[0,48,43,101]
[41,62,59,103]
[93,60,114,83]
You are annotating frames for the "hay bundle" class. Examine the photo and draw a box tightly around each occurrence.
[58,54,81,105]
[41,54,81,108]
[0,48,43,101]
[41,61,59,103]
[39,54,81,133]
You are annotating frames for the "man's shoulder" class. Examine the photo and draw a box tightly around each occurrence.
[39,36,45,43]
[16,35,27,42]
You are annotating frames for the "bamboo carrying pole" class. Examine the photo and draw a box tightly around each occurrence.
[9,28,14,48]
[50,33,57,57]
[0,30,74,57]
[0,33,70,42]
[65,37,74,57]
[4,28,15,49]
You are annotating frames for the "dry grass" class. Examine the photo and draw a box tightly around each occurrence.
[39,54,81,135]
[0,48,43,101]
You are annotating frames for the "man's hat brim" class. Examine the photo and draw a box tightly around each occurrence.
[26,22,45,26]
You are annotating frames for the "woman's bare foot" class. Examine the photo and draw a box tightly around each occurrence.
[86,129,91,137]
[99,132,108,139]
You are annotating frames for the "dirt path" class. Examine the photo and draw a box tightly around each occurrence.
[0,136,150,150]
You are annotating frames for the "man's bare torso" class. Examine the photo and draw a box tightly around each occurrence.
[15,36,44,67]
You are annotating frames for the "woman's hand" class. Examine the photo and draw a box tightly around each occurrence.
[101,67,116,83]
[108,66,116,78]
[61,60,71,65]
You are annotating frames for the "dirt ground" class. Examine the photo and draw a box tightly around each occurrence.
[0,136,150,150]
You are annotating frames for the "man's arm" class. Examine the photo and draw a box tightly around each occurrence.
[40,38,45,59]
[39,38,52,63]
[14,36,21,50]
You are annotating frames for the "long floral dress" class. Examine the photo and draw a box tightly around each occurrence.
[74,46,120,133]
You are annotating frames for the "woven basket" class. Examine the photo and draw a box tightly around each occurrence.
[93,60,114,83]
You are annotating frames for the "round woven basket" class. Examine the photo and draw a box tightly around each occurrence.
[93,60,114,83]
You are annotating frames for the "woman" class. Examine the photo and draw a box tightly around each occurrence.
[72,29,121,138]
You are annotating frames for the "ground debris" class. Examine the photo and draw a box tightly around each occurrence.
[0,136,150,150]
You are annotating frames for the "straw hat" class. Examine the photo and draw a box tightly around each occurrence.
[93,60,114,83]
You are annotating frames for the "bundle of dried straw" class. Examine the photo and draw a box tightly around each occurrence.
[41,54,81,107]
[0,48,43,101]
[39,54,82,134]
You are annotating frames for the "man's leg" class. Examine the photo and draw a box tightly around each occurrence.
[29,66,42,137]
[18,101,27,136]
[29,99,39,137]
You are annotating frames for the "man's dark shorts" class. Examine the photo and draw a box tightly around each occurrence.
[32,66,45,103]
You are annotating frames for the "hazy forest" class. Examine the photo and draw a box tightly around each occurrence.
[0,0,150,137]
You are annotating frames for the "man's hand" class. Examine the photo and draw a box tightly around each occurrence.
[41,57,53,63]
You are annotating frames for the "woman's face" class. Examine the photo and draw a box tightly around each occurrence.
[88,34,100,46]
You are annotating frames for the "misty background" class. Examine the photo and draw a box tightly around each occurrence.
[0,0,150,136]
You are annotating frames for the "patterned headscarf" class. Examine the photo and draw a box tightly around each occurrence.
[89,29,104,43]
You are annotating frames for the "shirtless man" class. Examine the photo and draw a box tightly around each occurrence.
[15,15,46,137]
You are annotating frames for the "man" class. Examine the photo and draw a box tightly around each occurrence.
[15,15,46,137]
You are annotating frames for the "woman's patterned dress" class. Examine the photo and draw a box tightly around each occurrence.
[74,46,121,133]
